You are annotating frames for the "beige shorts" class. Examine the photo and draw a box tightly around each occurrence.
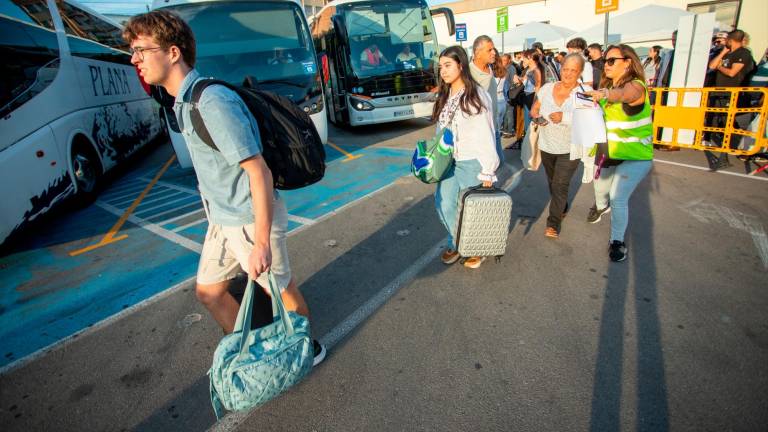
[197,197,291,291]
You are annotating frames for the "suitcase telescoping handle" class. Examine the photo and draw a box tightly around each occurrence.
[464,184,504,195]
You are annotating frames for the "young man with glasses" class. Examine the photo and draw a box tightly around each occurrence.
[123,10,326,365]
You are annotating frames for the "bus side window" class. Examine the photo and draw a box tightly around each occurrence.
[0,17,61,119]
[55,0,130,64]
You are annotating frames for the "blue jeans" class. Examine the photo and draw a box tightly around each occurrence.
[594,160,653,242]
[435,159,482,250]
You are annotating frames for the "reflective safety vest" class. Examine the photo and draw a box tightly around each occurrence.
[365,48,380,66]
[600,79,653,160]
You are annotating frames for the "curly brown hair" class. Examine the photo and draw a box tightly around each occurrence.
[123,10,196,67]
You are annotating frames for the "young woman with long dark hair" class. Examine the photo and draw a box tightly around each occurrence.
[433,46,499,269]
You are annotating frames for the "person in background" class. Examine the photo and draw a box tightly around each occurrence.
[510,52,527,145]
[529,54,588,239]
[554,51,567,68]
[396,44,421,68]
[433,46,499,269]
[704,32,728,87]
[588,43,604,86]
[653,31,679,151]
[642,45,662,86]
[585,44,654,263]
[268,48,293,65]
[565,37,593,87]
[655,30,677,88]
[492,48,509,146]
[513,51,524,70]
[500,53,517,138]
[514,49,544,134]
[469,35,502,162]
[532,41,560,83]
[360,43,390,69]
[704,29,755,170]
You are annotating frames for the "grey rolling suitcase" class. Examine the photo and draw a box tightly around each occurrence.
[456,186,513,259]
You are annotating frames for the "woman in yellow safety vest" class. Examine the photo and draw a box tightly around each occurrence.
[586,44,653,262]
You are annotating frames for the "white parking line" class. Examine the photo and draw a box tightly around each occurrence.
[131,190,186,209]
[100,183,150,201]
[134,194,198,215]
[286,214,316,225]
[142,178,199,195]
[110,187,174,207]
[171,217,207,233]
[655,158,768,181]
[95,201,203,252]
[140,200,201,220]
[160,208,206,227]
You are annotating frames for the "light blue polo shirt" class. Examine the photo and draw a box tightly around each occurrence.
[175,69,272,226]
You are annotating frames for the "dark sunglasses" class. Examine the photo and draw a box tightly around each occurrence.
[604,57,628,66]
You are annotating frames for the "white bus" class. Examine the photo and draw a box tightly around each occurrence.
[0,0,164,245]
[311,0,454,127]
[151,0,329,168]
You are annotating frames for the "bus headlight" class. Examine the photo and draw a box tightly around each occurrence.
[349,96,374,111]
[301,95,324,115]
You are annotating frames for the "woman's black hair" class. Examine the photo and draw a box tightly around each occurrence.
[431,45,485,121]
[522,49,545,87]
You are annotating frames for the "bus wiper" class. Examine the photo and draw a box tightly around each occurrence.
[255,78,307,89]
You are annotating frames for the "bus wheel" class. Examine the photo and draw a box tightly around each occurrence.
[71,145,101,204]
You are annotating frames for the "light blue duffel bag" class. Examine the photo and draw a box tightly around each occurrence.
[208,273,313,419]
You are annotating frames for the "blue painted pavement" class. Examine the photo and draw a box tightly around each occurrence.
[0,144,411,368]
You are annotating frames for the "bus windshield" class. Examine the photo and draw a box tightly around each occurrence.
[168,1,317,98]
[341,0,438,78]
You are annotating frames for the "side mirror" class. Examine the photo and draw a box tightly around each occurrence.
[431,7,455,36]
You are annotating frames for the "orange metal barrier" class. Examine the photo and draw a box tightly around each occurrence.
[650,87,768,156]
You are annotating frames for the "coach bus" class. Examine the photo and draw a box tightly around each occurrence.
[0,0,164,245]
[310,0,454,126]
[152,0,328,168]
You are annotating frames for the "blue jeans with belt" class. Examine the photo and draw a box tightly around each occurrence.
[435,159,482,250]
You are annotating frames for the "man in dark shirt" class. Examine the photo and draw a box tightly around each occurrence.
[704,29,755,170]
[588,43,604,86]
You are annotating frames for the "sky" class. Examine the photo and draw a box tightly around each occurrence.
[83,0,456,16]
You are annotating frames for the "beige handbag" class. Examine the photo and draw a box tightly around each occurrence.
[520,122,541,171]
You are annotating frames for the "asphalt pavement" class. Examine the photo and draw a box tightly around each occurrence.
[1,120,767,432]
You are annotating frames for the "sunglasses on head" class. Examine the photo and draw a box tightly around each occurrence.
[604,57,627,66]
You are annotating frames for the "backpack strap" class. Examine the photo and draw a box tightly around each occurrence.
[188,78,231,152]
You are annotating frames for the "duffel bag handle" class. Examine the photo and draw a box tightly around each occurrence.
[234,274,297,357]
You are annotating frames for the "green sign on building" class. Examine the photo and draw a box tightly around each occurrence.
[496,6,508,33]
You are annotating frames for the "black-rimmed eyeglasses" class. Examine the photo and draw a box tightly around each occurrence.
[129,46,164,61]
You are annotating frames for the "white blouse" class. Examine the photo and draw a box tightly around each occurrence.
[440,85,499,181]
[536,82,573,155]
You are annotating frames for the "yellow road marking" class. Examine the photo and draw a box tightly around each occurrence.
[327,141,362,162]
[69,154,177,256]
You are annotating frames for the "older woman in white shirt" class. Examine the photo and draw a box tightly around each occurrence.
[530,53,591,238]
[434,46,499,269]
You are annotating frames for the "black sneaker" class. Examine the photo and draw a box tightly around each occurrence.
[587,205,610,224]
[609,240,627,262]
[313,339,326,367]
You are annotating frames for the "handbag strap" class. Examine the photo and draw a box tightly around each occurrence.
[235,273,297,357]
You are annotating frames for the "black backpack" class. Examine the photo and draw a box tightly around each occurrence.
[189,77,325,190]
